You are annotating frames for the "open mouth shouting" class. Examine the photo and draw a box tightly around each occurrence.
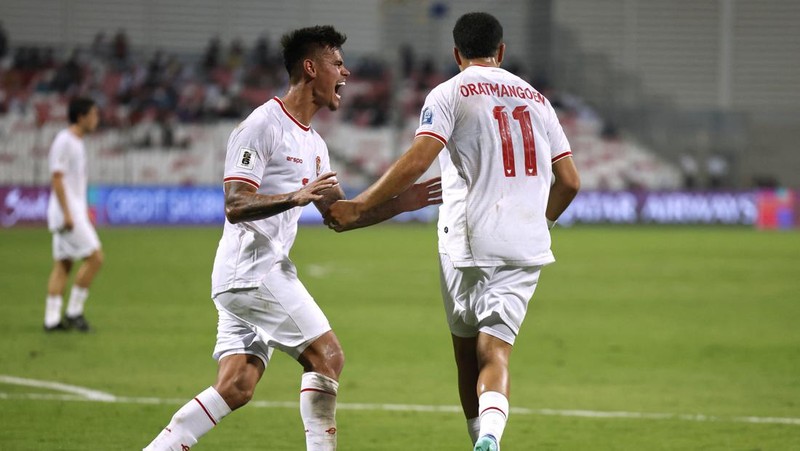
[335,81,346,100]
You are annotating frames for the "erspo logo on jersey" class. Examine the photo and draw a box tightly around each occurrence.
[459,83,545,104]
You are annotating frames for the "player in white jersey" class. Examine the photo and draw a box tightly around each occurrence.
[143,26,441,451]
[43,97,103,332]
[327,12,580,451]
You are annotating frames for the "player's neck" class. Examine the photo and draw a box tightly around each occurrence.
[460,58,500,71]
[68,124,85,138]
[279,87,317,127]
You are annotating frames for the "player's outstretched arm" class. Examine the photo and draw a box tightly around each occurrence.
[327,136,443,229]
[224,172,339,224]
[546,156,580,224]
[323,177,442,232]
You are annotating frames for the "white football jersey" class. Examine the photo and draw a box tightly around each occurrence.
[211,97,332,296]
[47,129,90,232]
[415,65,572,267]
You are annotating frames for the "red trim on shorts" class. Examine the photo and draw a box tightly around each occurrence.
[223,176,260,189]
[300,388,337,397]
[194,398,217,425]
[551,151,573,164]
[273,97,311,131]
[480,406,507,419]
[416,131,447,146]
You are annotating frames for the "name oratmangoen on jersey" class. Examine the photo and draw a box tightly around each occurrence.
[459,82,545,104]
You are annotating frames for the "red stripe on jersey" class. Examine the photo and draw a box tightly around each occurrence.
[224,176,260,189]
[194,398,217,425]
[551,151,573,164]
[480,406,507,419]
[273,97,311,132]
[416,131,447,146]
[300,388,337,397]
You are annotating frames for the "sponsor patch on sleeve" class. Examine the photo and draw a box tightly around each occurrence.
[236,147,256,170]
[421,106,434,125]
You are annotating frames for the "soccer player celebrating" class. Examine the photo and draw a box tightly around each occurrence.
[143,26,440,451]
[44,97,103,332]
[327,12,580,451]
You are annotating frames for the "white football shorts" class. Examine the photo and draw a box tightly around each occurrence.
[51,221,101,261]
[439,253,542,345]
[212,260,331,368]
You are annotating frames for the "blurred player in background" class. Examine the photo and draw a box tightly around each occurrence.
[44,97,103,332]
[143,25,441,451]
[327,12,580,451]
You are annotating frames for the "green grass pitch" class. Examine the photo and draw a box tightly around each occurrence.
[1,225,799,450]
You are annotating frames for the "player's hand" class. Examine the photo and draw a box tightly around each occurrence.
[292,172,339,207]
[325,200,362,231]
[396,177,443,212]
[60,215,74,233]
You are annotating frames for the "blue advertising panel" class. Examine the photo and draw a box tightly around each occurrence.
[558,191,758,226]
[0,185,777,228]
[92,186,226,226]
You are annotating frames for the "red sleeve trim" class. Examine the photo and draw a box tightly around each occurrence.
[224,176,260,189]
[416,131,447,146]
[551,151,573,164]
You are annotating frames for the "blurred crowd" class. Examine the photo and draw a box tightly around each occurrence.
[0,27,481,138]
[0,24,567,129]
[1,24,693,190]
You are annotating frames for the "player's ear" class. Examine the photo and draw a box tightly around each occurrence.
[497,43,505,65]
[453,48,462,67]
[303,58,316,79]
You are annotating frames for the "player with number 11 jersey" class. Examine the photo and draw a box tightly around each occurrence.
[416,65,572,268]
[325,12,580,450]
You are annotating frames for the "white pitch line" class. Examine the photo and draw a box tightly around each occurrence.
[1,391,799,426]
[0,375,115,401]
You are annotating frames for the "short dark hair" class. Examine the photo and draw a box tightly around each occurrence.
[453,12,503,59]
[280,25,347,83]
[68,97,96,124]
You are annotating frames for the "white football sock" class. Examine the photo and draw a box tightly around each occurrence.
[66,286,89,317]
[300,372,338,451]
[44,295,63,327]
[478,391,509,443]
[467,416,481,444]
[143,386,231,451]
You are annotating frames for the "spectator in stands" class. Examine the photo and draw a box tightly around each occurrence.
[0,22,9,61]
[90,32,109,61]
[226,38,245,70]
[680,152,699,189]
[252,35,270,69]
[112,29,130,66]
[707,153,729,189]
[203,36,221,71]
[51,50,84,94]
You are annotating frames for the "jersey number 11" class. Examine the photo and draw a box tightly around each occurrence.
[493,105,537,177]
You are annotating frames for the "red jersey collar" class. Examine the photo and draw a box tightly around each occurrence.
[273,97,311,132]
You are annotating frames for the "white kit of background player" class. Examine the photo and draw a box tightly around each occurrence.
[44,97,104,333]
